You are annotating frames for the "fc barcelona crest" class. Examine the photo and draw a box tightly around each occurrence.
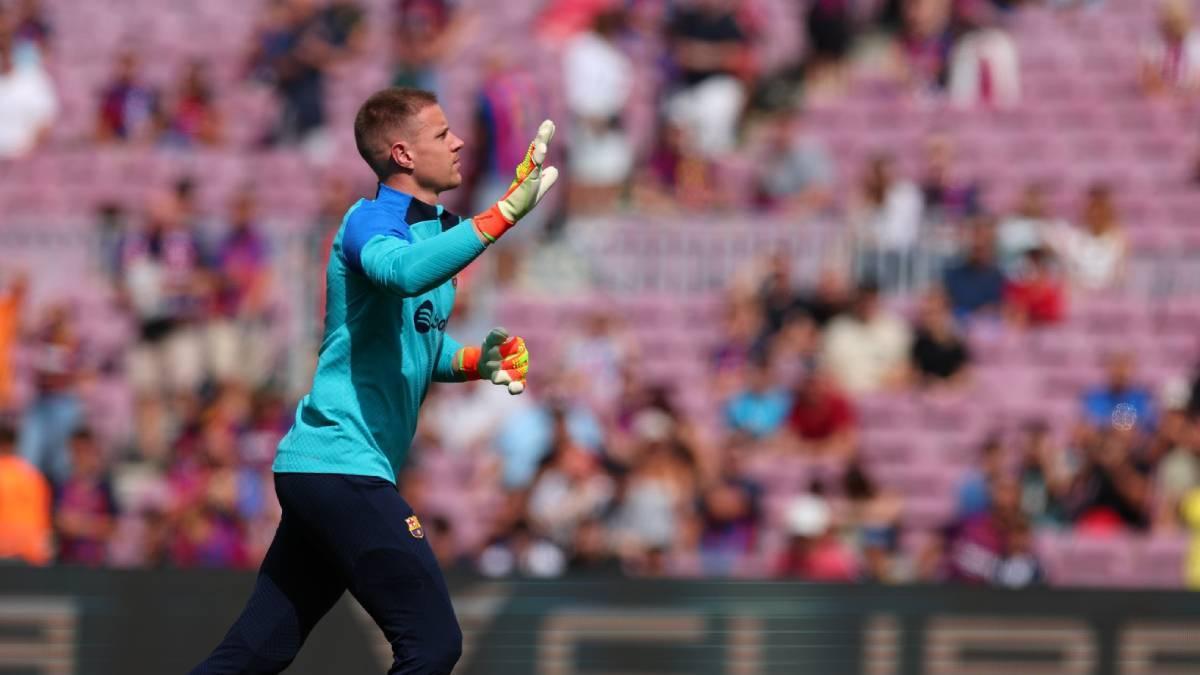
[406,515,424,539]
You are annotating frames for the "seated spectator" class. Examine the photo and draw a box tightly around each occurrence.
[19,302,85,485]
[1016,420,1071,527]
[776,490,858,581]
[948,3,1020,108]
[208,189,273,386]
[247,0,338,145]
[95,49,160,143]
[1049,183,1128,291]
[910,288,971,385]
[841,462,903,582]
[1067,429,1152,533]
[478,519,567,578]
[0,423,51,565]
[756,252,801,340]
[527,437,615,548]
[793,267,850,330]
[392,0,468,93]
[1139,0,1200,97]
[610,436,699,565]
[786,369,857,457]
[322,0,366,58]
[723,358,792,440]
[1003,246,1066,327]
[955,435,1006,519]
[0,272,27,412]
[887,0,955,96]
[944,476,1044,586]
[664,0,756,158]
[822,280,912,394]
[0,14,57,158]
[851,154,924,292]
[159,60,223,147]
[997,182,1063,273]
[750,109,835,214]
[1153,414,1198,531]
[12,0,51,59]
[54,429,117,566]
[695,472,762,574]
[919,134,980,224]
[943,218,1005,319]
[563,9,635,213]
[1082,351,1157,434]
[804,0,856,94]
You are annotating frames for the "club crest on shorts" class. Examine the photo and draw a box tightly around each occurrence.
[406,515,424,539]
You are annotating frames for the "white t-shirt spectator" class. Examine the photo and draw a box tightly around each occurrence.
[0,58,57,158]
[949,28,1021,108]
[860,181,925,251]
[1049,223,1127,290]
[1142,29,1200,91]
[822,312,913,394]
[563,30,632,119]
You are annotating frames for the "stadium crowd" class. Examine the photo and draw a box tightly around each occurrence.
[1,0,1200,588]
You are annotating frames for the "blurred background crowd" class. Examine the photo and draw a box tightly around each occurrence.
[2,0,1200,589]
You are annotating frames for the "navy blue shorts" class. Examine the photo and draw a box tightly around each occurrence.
[191,473,461,675]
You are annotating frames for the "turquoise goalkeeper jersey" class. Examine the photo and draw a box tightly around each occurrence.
[273,184,487,483]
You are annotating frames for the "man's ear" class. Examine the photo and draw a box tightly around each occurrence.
[390,141,414,171]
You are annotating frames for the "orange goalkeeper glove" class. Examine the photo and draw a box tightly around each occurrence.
[451,328,529,395]
[472,120,559,245]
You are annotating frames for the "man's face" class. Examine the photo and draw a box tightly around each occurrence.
[400,104,465,195]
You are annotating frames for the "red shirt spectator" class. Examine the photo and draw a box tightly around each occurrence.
[1004,247,1065,326]
[788,370,856,443]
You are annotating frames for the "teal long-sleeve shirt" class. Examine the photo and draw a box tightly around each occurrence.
[273,184,486,483]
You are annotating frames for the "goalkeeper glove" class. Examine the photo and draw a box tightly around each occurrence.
[472,120,559,245]
[451,328,529,395]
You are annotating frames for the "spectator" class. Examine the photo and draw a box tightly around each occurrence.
[755,252,801,340]
[910,287,972,385]
[567,516,621,574]
[159,60,223,147]
[944,476,1043,586]
[0,271,27,412]
[208,189,273,387]
[776,490,858,581]
[120,191,208,396]
[997,182,1062,273]
[919,134,980,224]
[563,9,636,213]
[19,302,84,484]
[526,436,616,548]
[750,109,835,214]
[11,0,51,59]
[947,3,1020,108]
[822,280,912,394]
[842,462,904,582]
[0,423,51,565]
[786,369,857,458]
[477,518,567,578]
[851,154,924,291]
[392,0,468,93]
[664,0,756,158]
[1082,351,1157,434]
[611,434,699,565]
[248,0,338,145]
[694,470,762,575]
[1016,420,1071,527]
[0,13,57,158]
[943,218,1005,319]
[1050,183,1128,291]
[1139,0,1200,97]
[1067,429,1152,533]
[793,267,851,330]
[1153,414,1198,531]
[95,49,160,143]
[560,309,638,413]
[955,435,1005,519]
[887,0,955,96]
[54,429,117,566]
[723,358,792,440]
[805,0,856,94]
[1004,246,1066,327]
[321,0,366,58]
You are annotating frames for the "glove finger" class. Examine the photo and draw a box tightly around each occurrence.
[535,166,559,205]
[507,380,526,395]
[482,328,509,350]
[491,369,513,385]
[533,120,555,156]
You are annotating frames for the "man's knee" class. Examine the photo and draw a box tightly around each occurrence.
[192,635,298,675]
[394,621,461,675]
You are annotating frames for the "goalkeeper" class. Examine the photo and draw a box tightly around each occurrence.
[191,88,556,675]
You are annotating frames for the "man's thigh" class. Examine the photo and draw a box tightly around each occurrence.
[277,473,461,669]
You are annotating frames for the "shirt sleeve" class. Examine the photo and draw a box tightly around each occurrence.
[433,333,467,383]
[341,208,486,297]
